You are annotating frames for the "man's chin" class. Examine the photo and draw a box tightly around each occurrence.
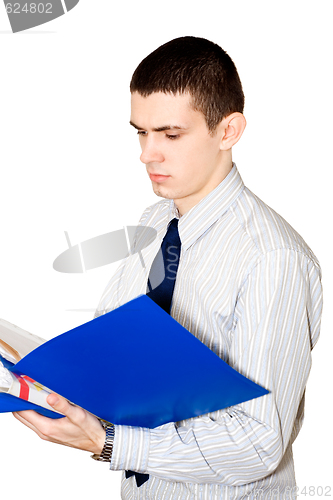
[152,186,173,200]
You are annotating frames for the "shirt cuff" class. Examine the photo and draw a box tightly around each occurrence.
[110,424,150,473]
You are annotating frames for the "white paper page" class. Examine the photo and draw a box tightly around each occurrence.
[0,319,46,360]
[0,359,62,414]
[0,344,17,364]
[0,360,13,391]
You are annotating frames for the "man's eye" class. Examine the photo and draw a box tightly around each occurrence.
[137,130,147,136]
[166,134,180,140]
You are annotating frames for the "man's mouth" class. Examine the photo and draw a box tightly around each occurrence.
[149,173,170,183]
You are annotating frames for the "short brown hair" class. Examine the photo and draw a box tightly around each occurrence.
[130,36,244,132]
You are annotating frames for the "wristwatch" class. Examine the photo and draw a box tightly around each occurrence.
[91,422,115,462]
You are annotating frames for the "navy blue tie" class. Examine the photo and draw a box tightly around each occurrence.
[125,219,181,487]
[146,218,181,312]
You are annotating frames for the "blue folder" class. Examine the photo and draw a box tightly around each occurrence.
[2,295,269,428]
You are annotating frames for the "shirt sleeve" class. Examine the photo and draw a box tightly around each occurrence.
[109,248,322,486]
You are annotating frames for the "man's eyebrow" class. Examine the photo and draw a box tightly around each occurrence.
[129,121,187,132]
[129,120,142,130]
[153,125,185,132]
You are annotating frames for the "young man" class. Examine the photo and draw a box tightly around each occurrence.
[14,37,322,500]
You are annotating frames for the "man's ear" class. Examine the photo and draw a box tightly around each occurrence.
[217,112,246,150]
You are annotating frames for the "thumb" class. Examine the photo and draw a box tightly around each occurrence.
[47,393,75,418]
[47,393,60,407]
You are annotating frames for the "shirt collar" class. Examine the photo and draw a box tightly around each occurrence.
[169,163,244,251]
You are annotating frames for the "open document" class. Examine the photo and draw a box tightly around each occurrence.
[0,320,63,418]
[0,295,269,428]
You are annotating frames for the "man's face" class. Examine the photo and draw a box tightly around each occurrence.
[130,92,228,215]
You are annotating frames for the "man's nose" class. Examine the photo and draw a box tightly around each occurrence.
[140,137,164,164]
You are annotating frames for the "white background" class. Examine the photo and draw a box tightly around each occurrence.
[0,1,332,498]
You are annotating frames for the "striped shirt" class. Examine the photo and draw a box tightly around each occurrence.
[95,164,322,500]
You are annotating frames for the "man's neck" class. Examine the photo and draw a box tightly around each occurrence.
[174,158,233,216]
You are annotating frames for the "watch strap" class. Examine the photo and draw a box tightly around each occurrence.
[91,423,115,462]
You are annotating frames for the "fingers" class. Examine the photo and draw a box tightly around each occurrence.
[13,411,53,441]
[13,409,73,446]
[13,395,106,454]
[13,410,40,432]
[14,409,48,428]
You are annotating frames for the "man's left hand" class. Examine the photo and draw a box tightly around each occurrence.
[13,393,106,455]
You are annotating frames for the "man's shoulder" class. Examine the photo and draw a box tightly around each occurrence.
[236,187,319,265]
